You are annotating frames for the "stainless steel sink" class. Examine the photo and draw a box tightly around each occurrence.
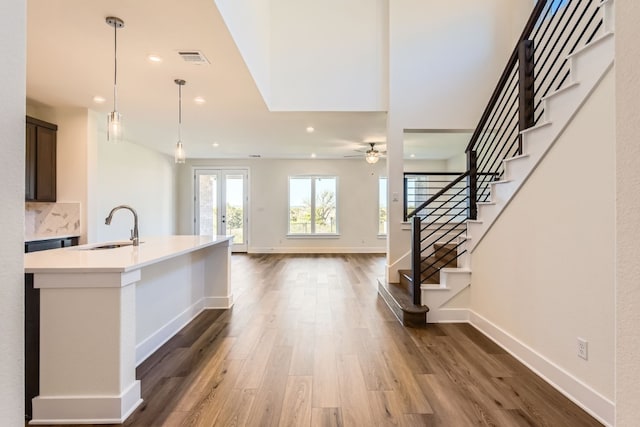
[88,243,132,250]
[82,241,143,250]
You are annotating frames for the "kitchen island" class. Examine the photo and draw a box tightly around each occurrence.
[24,235,233,425]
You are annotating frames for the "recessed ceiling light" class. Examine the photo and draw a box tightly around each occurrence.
[306,126,314,133]
[212,142,219,148]
[93,96,106,104]
[410,154,416,158]
[311,153,316,158]
[194,96,206,105]
[147,54,162,63]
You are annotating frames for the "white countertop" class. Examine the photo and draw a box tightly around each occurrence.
[25,235,232,274]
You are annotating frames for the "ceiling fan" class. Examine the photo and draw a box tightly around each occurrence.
[344,142,386,164]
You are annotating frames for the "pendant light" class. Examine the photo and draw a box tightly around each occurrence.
[106,16,124,143]
[174,79,186,164]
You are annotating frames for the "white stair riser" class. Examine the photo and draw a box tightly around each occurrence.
[421,270,471,322]
[477,202,499,221]
[504,155,531,182]
[457,239,471,269]
[490,180,519,204]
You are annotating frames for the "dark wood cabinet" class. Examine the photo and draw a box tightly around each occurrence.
[26,116,57,202]
[25,236,78,420]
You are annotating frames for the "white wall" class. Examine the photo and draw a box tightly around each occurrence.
[446,152,467,172]
[25,105,178,243]
[615,0,640,424]
[0,0,25,423]
[388,0,529,129]
[215,0,387,111]
[96,137,177,243]
[178,158,387,252]
[403,159,447,173]
[471,69,615,405]
[269,0,387,111]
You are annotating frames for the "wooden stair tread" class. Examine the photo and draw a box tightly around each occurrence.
[378,279,429,327]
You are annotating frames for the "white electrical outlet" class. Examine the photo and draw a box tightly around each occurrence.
[577,338,588,360]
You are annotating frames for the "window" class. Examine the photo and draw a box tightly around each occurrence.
[379,177,387,235]
[288,176,337,235]
[535,0,568,17]
[548,0,568,14]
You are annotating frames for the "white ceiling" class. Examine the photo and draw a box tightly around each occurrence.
[26,0,467,161]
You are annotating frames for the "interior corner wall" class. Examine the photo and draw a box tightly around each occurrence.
[0,0,26,424]
[615,0,640,424]
[471,69,615,408]
[385,118,406,281]
[177,158,387,253]
[95,133,177,243]
[269,0,387,111]
[55,108,93,243]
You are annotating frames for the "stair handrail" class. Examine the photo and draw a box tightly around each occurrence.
[465,0,548,154]
[406,0,606,309]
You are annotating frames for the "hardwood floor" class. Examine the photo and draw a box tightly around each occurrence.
[35,254,602,426]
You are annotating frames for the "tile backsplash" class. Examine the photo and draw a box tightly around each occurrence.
[25,202,80,241]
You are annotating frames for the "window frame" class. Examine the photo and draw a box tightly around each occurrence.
[287,175,339,237]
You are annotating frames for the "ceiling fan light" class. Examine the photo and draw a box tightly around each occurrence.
[365,151,379,164]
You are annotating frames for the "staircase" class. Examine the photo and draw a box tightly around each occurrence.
[379,0,615,325]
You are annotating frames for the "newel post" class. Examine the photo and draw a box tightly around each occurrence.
[411,215,421,305]
[467,151,478,220]
[518,39,535,154]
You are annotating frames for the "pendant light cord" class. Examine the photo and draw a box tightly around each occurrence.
[113,21,118,111]
[178,83,182,141]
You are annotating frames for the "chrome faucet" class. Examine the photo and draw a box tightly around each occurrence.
[105,205,140,246]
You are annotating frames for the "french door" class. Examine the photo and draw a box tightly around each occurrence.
[194,169,248,252]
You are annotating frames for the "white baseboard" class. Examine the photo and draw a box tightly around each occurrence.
[204,295,234,309]
[468,310,615,426]
[427,308,470,323]
[135,299,205,366]
[31,381,142,424]
[248,246,385,254]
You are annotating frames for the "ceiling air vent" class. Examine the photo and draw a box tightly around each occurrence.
[177,50,210,65]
